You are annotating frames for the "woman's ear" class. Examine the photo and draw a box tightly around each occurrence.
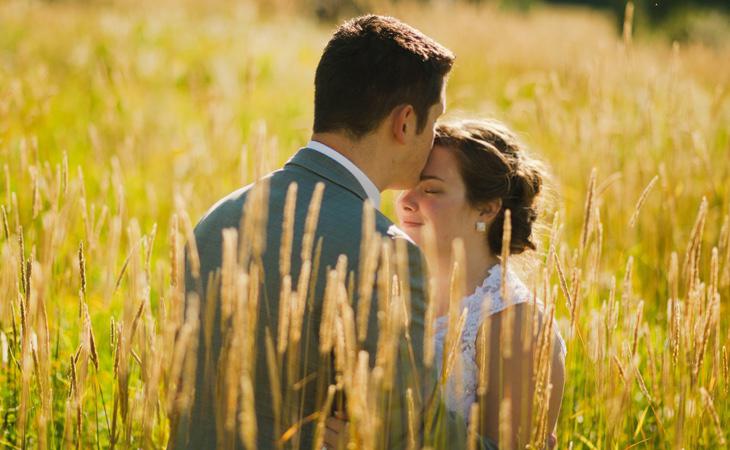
[392,104,415,144]
[479,198,503,221]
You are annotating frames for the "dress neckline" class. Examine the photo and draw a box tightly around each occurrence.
[434,263,503,324]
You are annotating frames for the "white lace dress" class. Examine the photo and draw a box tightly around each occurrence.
[432,263,567,421]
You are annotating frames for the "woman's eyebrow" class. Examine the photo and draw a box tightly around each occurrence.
[420,174,445,182]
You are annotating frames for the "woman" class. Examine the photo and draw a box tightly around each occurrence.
[326,119,566,449]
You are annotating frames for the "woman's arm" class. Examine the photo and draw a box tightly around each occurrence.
[475,303,565,449]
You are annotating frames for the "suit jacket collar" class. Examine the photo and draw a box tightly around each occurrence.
[286,148,370,202]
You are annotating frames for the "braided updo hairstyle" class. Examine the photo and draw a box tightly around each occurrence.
[434,119,548,255]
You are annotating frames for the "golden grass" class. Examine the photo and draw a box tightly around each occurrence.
[0,0,728,448]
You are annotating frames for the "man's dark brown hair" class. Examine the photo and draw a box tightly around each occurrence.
[313,15,455,138]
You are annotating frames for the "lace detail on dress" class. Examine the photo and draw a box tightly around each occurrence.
[432,264,567,421]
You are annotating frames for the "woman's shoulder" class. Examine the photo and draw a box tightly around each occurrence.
[468,264,567,355]
[462,264,534,316]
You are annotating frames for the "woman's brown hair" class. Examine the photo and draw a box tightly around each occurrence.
[435,119,548,255]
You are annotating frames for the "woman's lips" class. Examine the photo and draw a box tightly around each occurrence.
[401,221,423,228]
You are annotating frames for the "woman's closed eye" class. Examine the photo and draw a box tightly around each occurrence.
[418,174,446,193]
[421,182,443,194]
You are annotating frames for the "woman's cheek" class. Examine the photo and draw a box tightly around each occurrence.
[428,198,453,235]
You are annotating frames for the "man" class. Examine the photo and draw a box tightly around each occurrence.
[172,15,494,449]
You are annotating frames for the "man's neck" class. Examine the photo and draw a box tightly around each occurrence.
[310,132,390,191]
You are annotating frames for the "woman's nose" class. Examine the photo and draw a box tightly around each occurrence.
[398,190,418,212]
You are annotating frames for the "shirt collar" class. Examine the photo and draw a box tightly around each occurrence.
[306,140,382,210]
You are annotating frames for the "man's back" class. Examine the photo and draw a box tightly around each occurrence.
[172,148,430,449]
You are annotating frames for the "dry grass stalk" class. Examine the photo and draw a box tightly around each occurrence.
[443,238,466,375]
[238,181,270,267]
[500,209,512,302]
[2,163,10,201]
[339,287,358,386]
[61,151,68,196]
[530,303,555,448]
[422,223,439,368]
[720,214,730,287]
[552,249,572,312]
[683,198,708,292]
[167,293,200,419]
[377,238,393,320]
[239,371,257,450]
[358,200,380,342]
[18,227,27,298]
[393,240,411,328]
[631,301,643,357]
[569,268,582,338]
[0,332,7,367]
[406,387,417,450]
[1,205,9,240]
[722,345,728,394]
[280,182,298,278]
[313,384,337,450]
[623,2,634,46]
[668,253,681,364]
[605,276,619,348]
[277,275,292,355]
[30,166,41,219]
[220,228,238,327]
[613,355,628,385]
[170,214,181,290]
[467,403,480,450]
[320,260,344,355]
[377,272,406,391]
[300,182,325,265]
[498,397,512,450]
[699,387,726,445]
[78,241,86,313]
[27,261,53,448]
[621,256,634,326]
[10,192,19,233]
[477,317,491,395]
[145,223,157,281]
[441,307,467,386]
[63,355,78,448]
[709,247,719,302]
[628,175,658,228]
[579,169,596,257]
[589,214,603,287]
[692,293,717,385]
[547,212,560,279]
[290,271,307,348]
[633,363,652,404]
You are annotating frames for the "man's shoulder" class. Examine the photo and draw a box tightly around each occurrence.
[193,163,357,238]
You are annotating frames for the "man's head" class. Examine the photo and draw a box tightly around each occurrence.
[313,15,454,188]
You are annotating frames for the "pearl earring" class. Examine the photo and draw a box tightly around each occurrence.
[475,221,487,232]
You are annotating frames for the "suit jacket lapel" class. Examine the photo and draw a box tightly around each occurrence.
[285,148,369,201]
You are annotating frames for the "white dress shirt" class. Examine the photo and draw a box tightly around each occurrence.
[306,140,382,210]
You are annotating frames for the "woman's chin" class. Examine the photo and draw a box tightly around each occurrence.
[399,223,423,244]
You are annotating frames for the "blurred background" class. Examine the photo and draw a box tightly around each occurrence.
[302,0,730,49]
[1,0,728,447]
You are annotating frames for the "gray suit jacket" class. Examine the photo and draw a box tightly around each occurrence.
[171,148,496,449]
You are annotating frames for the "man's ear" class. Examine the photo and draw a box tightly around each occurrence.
[392,104,415,144]
[479,198,503,221]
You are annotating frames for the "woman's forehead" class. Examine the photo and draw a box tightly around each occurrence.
[422,145,460,179]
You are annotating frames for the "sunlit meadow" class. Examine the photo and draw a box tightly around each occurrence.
[0,0,728,448]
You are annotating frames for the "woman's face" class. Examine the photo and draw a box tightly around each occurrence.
[396,145,485,255]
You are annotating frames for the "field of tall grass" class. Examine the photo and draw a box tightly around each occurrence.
[0,0,728,448]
